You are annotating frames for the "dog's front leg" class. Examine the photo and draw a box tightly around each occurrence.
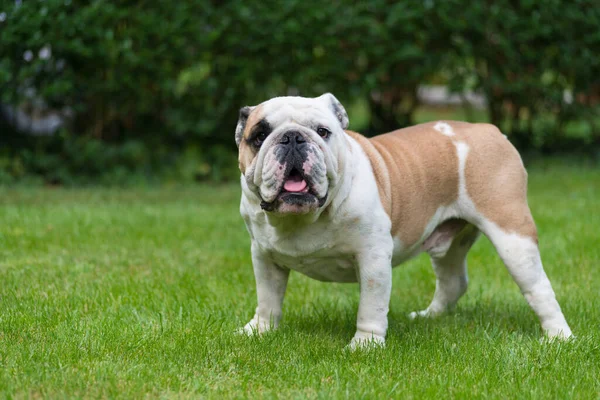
[349,249,392,349]
[239,245,290,335]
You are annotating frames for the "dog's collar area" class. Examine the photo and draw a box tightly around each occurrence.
[318,192,328,207]
[260,200,276,211]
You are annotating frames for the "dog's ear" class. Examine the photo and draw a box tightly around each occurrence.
[235,106,255,147]
[319,93,349,130]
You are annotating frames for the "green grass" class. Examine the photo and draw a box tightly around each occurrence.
[1,165,599,399]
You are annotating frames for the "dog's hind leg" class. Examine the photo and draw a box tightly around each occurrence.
[455,125,571,339]
[478,209,572,339]
[409,220,481,319]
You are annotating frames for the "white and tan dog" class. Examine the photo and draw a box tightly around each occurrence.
[235,93,572,349]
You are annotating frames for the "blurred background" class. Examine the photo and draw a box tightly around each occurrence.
[1,0,599,185]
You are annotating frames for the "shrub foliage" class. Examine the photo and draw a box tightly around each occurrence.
[1,0,599,183]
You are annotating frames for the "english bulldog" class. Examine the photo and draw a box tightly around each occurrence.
[235,93,572,349]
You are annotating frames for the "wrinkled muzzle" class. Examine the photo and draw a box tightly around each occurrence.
[250,130,337,212]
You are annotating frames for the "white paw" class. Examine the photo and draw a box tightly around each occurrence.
[235,318,274,336]
[235,325,258,336]
[544,325,573,341]
[408,308,438,319]
[408,305,447,319]
[346,331,385,351]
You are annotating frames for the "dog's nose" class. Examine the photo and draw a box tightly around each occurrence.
[280,131,306,146]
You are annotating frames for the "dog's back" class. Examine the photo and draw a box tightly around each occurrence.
[346,121,535,248]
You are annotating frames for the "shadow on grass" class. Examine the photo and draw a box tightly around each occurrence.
[276,301,542,344]
[282,304,357,343]
[403,303,543,338]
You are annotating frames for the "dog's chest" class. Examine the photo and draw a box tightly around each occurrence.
[252,221,361,283]
[270,248,358,282]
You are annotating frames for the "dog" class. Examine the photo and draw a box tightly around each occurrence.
[235,93,572,349]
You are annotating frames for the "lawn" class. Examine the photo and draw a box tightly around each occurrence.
[1,164,599,399]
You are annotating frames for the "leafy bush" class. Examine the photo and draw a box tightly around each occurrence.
[0,132,235,186]
[438,0,600,152]
[0,0,598,184]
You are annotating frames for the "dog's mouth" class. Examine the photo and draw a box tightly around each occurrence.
[260,168,327,212]
[282,168,309,193]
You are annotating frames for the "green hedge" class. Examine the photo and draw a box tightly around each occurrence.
[1,0,599,184]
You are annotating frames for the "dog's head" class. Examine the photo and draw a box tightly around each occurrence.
[236,93,349,215]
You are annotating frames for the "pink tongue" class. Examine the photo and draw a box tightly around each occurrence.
[284,176,308,192]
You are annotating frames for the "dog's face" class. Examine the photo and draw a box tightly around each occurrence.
[236,93,349,215]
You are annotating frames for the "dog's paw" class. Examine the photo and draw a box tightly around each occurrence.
[408,309,429,319]
[346,331,385,351]
[543,325,573,342]
[408,308,439,319]
[408,307,444,320]
[235,325,257,336]
[235,318,274,336]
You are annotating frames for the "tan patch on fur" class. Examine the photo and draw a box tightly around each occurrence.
[348,124,459,246]
[238,105,264,174]
[349,121,537,246]
[462,123,538,241]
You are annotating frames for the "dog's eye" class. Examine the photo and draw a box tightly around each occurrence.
[317,127,331,138]
[255,131,268,145]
